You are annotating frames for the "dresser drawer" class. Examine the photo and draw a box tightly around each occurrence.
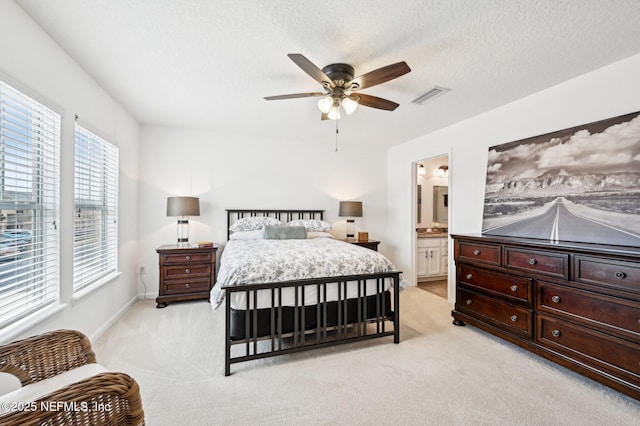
[574,255,640,295]
[456,241,501,266]
[504,247,568,279]
[458,264,532,305]
[164,278,211,295]
[538,281,640,339]
[162,264,211,280]
[537,315,640,382]
[457,288,532,337]
[161,251,212,264]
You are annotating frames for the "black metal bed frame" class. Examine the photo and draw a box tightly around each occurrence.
[223,209,401,375]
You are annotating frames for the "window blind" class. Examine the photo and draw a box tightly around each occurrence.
[73,125,118,292]
[0,80,60,329]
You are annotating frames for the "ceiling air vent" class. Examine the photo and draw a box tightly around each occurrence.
[412,86,450,105]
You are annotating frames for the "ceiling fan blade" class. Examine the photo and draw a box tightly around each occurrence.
[355,93,400,111]
[264,92,325,101]
[321,112,329,120]
[348,61,411,90]
[288,54,335,88]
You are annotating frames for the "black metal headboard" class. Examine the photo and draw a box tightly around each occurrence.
[226,209,325,240]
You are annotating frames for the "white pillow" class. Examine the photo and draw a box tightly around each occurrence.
[0,372,22,395]
[229,216,281,232]
[307,231,335,239]
[288,219,332,232]
[229,229,264,240]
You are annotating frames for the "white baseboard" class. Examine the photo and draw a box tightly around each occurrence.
[89,295,138,342]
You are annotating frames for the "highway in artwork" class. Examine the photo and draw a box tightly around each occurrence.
[484,198,640,246]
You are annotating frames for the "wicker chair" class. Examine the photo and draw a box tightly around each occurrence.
[0,329,144,425]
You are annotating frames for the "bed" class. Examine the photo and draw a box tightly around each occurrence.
[212,209,402,375]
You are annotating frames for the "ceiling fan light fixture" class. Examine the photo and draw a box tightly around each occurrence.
[341,96,358,115]
[317,96,333,114]
[327,105,341,120]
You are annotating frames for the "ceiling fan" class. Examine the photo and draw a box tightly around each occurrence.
[264,54,411,120]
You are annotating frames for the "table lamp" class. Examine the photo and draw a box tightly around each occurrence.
[339,201,363,240]
[167,196,200,247]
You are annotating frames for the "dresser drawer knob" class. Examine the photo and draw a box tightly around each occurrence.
[510,315,518,322]
[466,273,473,280]
[551,330,561,338]
[185,268,191,274]
[185,283,191,289]
[510,285,519,292]
[185,255,191,261]
[528,258,537,265]
[551,295,561,303]
[466,299,473,305]
[615,271,626,279]
[473,250,481,256]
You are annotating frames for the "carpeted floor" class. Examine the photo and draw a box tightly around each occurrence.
[94,287,640,425]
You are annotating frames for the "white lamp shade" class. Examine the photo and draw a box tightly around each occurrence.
[341,96,358,115]
[317,96,333,114]
[327,105,341,120]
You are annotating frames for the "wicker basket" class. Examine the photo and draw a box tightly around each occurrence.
[0,329,144,425]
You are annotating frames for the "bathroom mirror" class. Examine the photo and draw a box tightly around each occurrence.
[433,185,448,224]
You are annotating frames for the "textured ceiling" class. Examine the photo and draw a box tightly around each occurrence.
[15,0,640,148]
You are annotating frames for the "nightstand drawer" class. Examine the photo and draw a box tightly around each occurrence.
[162,252,212,264]
[156,244,219,308]
[162,264,211,279]
[164,279,211,294]
[457,241,501,266]
[504,247,568,279]
[457,288,533,337]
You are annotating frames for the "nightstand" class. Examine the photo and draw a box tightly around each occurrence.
[342,239,380,251]
[156,244,219,308]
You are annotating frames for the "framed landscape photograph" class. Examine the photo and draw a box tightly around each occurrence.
[482,110,640,247]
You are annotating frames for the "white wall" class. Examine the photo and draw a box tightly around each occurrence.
[0,1,140,343]
[137,127,389,297]
[387,53,640,295]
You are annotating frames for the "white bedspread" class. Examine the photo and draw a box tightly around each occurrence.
[211,238,403,309]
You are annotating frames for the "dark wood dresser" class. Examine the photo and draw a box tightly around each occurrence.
[156,244,219,308]
[451,234,640,400]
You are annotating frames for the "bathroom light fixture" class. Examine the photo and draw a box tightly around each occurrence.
[436,165,449,177]
[166,196,200,248]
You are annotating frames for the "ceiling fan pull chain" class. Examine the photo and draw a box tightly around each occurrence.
[335,119,339,152]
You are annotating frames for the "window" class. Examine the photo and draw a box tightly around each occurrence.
[73,125,118,293]
[0,80,60,329]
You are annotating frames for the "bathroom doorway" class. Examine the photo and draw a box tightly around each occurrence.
[414,154,450,300]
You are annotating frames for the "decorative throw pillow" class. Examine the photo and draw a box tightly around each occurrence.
[287,219,332,232]
[229,216,281,232]
[263,225,307,239]
[307,231,335,239]
[229,229,264,240]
